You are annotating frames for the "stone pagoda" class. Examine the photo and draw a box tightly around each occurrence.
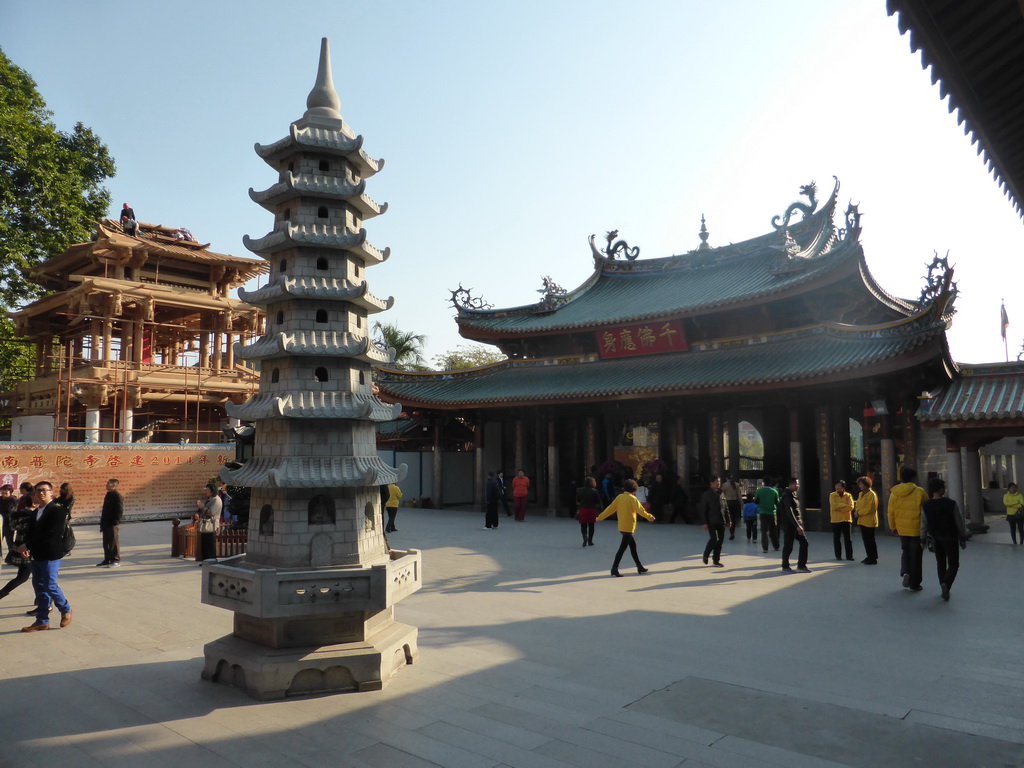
[201,38,420,700]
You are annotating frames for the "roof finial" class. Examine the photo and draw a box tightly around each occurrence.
[697,213,711,251]
[305,37,342,120]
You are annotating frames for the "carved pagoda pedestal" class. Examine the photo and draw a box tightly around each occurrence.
[201,550,420,699]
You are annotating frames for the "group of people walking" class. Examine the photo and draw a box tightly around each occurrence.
[573,466,972,601]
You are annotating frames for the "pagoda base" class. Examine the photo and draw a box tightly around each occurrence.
[201,619,418,700]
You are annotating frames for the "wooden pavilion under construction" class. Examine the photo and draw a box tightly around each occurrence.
[8,219,266,444]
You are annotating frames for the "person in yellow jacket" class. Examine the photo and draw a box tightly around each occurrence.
[829,480,855,561]
[597,479,655,577]
[854,476,879,564]
[887,466,929,591]
[1003,482,1024,545]
[384,483,402,533]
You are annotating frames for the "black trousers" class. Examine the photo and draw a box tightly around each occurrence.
[859,526,878,562]
[485,502,499,528]
[102,525,120,562]
[832,522,852,559]
[1008,515,1024,544]
[703,523,725,563]
[0,562,30,599]
[899,536,923,588]
[612,532,642,569]
[579,522,594,543]
[932,538,961,588]
[782,528,808,569]
[385,507,398,532]
[760,515,779,551]
[199,531,217,561]
[745,518,758,540]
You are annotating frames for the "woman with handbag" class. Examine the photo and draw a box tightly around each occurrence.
[0,483,33,601]
[195,484,222,562]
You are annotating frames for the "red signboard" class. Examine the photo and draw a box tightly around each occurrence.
[596,320,688,359]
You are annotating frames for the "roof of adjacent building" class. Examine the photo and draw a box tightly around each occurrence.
[887,0,1024,220]
[918,362,1024,423]
[455,180,915,339]
[378,310,951,408]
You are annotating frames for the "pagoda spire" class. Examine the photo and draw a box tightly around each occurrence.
[305,37,342,120]
[697,213,711,251]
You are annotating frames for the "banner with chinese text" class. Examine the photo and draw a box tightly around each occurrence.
[596,320,688,359]
[0,444,234,520]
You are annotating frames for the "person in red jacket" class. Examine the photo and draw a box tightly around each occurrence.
[512,470,530,522]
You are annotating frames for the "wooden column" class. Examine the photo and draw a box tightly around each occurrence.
[674,414,688,483]
[584,416,597,476]
[727,409,740,479]
[432,420,443,508]
[790,408,804,510]
[473,418,484,510]
[101,319,112,363]
[90,318,101,361]
[547,419,558,515]
[535,412,546,507]
[709,411,724,478]
[833,403,851,483]
[900,402,918,470]
[514,419,525,477]
[815,405,834,512]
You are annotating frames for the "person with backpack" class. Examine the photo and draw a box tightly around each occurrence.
[18,481,73,632]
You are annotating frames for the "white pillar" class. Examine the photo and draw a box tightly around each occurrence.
[1013,453,1023,486]
[945,449,965,515]
[85,408,101,444]
[121,408,134,443]
[964,447,985,529]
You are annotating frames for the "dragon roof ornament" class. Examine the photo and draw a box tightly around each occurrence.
[919,251,958,313]
[536,275,568,312]
[772,181,819,231]
[449,283,493,312]
[588,230,641,263]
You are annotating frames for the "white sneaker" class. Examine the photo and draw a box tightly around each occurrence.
[110,562,121,568]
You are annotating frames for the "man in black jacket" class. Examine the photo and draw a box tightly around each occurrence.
[699,475,730,567]
[18,481,72,632]
[97,478,124,567]
[779,477,810,573]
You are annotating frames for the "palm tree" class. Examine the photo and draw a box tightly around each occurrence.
[373,321,427,369]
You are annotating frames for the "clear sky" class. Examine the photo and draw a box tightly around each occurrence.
[2,0,1022,366]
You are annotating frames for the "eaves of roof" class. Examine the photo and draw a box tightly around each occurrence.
[378,317,950,408]
[918,363,1024,422]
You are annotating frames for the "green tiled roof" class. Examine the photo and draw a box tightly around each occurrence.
[379,317,949,407]
[918,363,1024,422]
[456,186,912,337]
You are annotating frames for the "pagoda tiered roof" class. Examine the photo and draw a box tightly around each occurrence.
[235,330,393,365]
[254,123,383,178]
[456,182,915,340]
[249,174,387,219]
[378,310,952,408]
[243,223,390,262]
[228,391,401,421]
[221,454,406,488]
[239,276,394,313]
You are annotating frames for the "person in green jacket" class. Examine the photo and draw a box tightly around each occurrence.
[1004,483,1024,545]
[887,466,929,591]
[755,477,780,553]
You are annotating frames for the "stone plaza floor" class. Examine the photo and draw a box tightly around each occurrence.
[1,507,1023,768]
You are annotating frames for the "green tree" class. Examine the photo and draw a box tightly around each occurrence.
[0,48,116,310]
[373,321,428,369]
[432,344,506,371]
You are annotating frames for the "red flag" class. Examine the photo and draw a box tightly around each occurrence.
[1001,303,1010,341]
